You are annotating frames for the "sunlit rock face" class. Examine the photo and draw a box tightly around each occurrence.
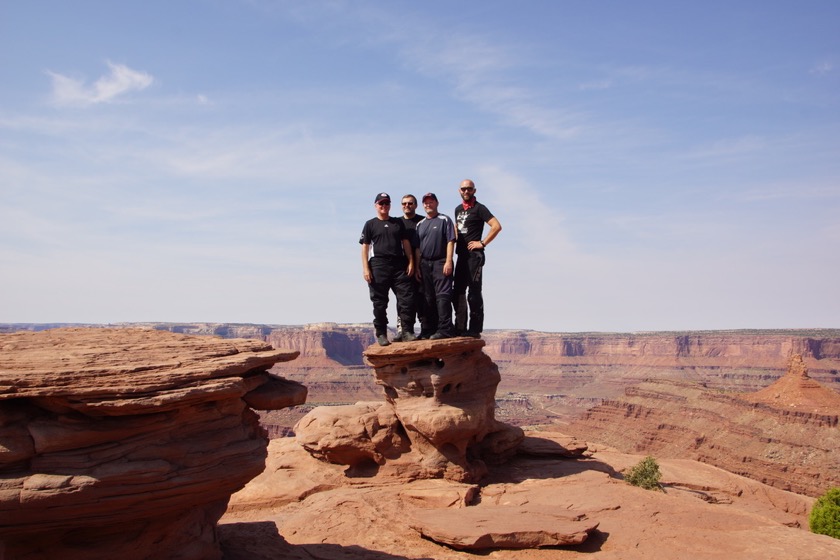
[0,328,305,560]
[296,337,524,482]
[567,354,840,498]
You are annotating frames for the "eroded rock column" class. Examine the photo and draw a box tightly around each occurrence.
[296,338,523,482]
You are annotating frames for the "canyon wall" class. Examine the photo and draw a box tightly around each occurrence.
[4,324,839,429]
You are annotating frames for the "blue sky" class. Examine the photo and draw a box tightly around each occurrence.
[1,1,838,332]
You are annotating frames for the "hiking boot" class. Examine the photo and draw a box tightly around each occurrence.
[376,334,390,346]
[429,332,449,340]
[401,331,417,342]
[464,331,481,339]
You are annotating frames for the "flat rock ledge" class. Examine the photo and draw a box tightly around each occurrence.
[0,327,306,560]
[296,337,525,482]
[410,504,599,549]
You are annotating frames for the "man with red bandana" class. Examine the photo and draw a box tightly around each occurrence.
[453,179,502,338]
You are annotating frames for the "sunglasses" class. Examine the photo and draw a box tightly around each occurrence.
[377,201,391,206]
[401,202,415,206]
[460,187,475,192]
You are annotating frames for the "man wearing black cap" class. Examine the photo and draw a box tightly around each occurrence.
[415,192,456,339]
[453,179,502,338]
[359,192,417,346]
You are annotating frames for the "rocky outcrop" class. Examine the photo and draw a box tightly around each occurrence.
[221,431,840,559]
[0,328,306,560]
[567,355,840,498]
[744,353,840,413]
[410,503,598,550]
[296,337,524,482]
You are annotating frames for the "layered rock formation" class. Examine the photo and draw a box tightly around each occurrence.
[0,328,306,560]
[295,337,524,482]
[744,353,840,413]
[567,354,840,498]
[6,324,839,429]
[222,431,840,559]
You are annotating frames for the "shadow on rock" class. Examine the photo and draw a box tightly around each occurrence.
[482,455,622,486]
[220,521,435,560]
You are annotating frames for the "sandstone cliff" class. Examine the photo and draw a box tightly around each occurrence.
[567,355,840,498]
[8,323,838,438]
[0,328,306,560]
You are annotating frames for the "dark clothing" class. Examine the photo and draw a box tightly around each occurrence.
[402,214,423,250]
[360,217,408,259]
[359,217,414,336]
[454,201,494,255]
[420,259,455,336]
[417,213,456,260]
[453,200,493,334]
[368,257,415,335]
[401,214,425,334]
[417,213,456,336]
[454,250,485,334]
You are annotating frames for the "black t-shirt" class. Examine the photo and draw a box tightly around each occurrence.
[454,201,494,254]
[359,217,408,260]
[402,214,423,250]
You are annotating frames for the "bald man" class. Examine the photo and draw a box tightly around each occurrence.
[453,179,502,338]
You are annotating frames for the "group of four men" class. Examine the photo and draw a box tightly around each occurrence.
[359,179,502,346]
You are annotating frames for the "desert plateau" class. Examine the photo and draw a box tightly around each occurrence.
[2,323,839,559]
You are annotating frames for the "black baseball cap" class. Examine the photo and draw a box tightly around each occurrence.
[422,192,437,202]
[375,192,391,204]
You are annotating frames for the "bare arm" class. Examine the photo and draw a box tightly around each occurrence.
[443,240,455,276]
[361,244,372,283]
[467,217,502,251]
[484,217,502,246]
[403,239,414,277]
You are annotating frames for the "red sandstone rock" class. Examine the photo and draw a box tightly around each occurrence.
[295,338,524,482]
[744,353,840,413]
[0,328,305,560]
[567,355,840,498]
[221,432,840,559]
[410,504,599,549]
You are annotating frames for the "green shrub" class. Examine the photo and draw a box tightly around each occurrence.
[625,456,662,491]
[810,487,840,539]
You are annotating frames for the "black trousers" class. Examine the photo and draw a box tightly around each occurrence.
[420,258,454,336]
[453,250,485,334]
[368,257,416,336]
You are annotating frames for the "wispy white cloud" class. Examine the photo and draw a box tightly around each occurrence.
[47,61,154,106]
[810,61,833,75]
[578,79,612,91]
[681,135,768,161]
